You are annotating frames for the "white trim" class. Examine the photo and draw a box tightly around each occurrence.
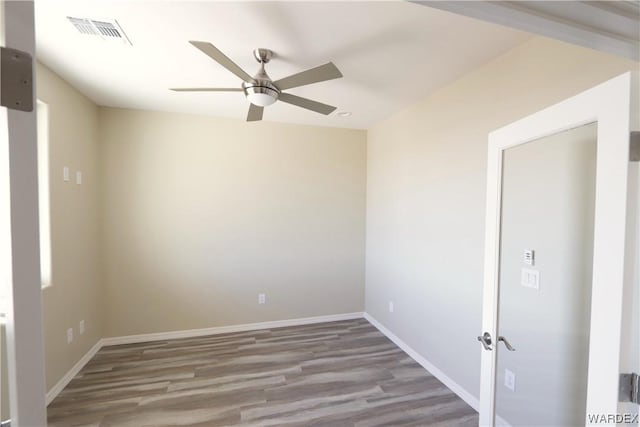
[102,312,364,346]
[363,312,479,412]
[1,2,48,424]
[46,338,103,405]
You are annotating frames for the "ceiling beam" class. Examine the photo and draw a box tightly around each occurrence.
[411,1,640,61]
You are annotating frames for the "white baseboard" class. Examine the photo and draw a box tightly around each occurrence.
[46,338,104,405]
[363,312,479,412]
[101,312,365,346]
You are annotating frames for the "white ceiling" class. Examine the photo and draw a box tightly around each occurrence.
[34,1,530,130]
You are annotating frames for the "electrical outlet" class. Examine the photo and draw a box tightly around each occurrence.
[76,171,82,185]
[258,293,266,305]
[504,369,516,391]
[388,301,394,313]
[66,328,74,344]
[63,166,70,182]
[521,268,540,290]
[79,320,85,335]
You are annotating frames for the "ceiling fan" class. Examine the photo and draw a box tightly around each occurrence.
[170,41,343,122]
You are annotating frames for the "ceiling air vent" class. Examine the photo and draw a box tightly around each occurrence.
[66,17,132,45]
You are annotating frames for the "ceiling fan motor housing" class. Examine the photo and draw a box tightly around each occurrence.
[242,79,279,106]
[243,48,279,107]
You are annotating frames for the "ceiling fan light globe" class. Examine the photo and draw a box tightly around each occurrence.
[247,92,277,107]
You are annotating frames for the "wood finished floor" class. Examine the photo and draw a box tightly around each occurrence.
[47,318,478,426]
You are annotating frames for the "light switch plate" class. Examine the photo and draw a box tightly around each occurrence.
[76,171,82,185]
[521,268,540,290]
[66,327,73,344]
[63,166,70,182]
[389,301,394,313]
[258,293,266,305]
[504,369,516,391]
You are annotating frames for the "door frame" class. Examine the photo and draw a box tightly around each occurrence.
[479,72,636,425]
[0,1,48,425]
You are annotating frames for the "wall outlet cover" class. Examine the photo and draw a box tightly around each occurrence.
[258,293,266,305]
[79,320,85,335]
[66,327,73,344]
[521,268,540,290]
[504,368,516,391]
[388,301,394,313]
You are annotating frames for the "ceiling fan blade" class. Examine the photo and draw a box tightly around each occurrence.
[189,41,255,83]
[247,103,264,122]
[278,93,337,115]
[170,88,243,92]
[273,62,342,91]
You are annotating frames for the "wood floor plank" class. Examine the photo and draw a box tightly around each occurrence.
[48,319,478,426]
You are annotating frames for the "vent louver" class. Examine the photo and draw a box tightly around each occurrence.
[66,17,132,45]
[92,20,123,38]
[67,17,99,36]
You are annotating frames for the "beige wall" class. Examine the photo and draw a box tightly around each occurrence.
[99,109,366,337]
[365,36,639,401]
[37,63,105,390]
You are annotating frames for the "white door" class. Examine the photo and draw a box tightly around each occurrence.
[0,1,47,426]
[479,72,638,426]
